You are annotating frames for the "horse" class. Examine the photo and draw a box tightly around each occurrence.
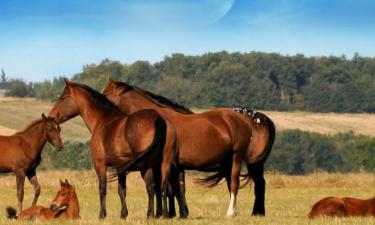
[102,78,276,217]
[0,113,63,213]
[48,80,174,219]
[7,179,80,220]
[309,195,375,218]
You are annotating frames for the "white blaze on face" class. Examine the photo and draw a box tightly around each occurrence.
[226,192,237,218]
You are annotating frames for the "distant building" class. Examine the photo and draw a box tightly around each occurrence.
[0,82,12,97]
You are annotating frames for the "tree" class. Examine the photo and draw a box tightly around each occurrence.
[1,69,7,82]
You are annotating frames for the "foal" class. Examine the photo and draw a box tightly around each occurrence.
[309,195,375,218]
[0,113,63,212]
[7,179,80,220]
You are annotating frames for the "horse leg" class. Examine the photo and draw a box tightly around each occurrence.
[15,171,26,212]
[118,173,128,219]
[141,168,155,218]
[167,170,176,218]
[247,163,265,216]
[170,168,189,218]
[160,160,173,218]
[26,170,40,206]
[95,166,107,219]
[226,154,241,218]
[153,166,163,218]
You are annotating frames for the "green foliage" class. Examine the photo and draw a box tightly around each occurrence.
[1,69,7,82]
[267,131,375,174]
[40,141,92,170]
[32,52,375,112]
[5,79,35,97]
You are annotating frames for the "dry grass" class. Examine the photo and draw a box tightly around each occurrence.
[0,98,90,142]
[1,171,375,224]
[1,98,375,140]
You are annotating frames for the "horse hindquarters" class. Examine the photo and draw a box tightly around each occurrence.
[309,197,347,218]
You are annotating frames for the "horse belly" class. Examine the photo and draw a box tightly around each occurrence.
[178,126,231,168]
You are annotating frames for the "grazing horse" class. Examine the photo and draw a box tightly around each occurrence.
[102,79,275,217]
[48,80,174,219]
[309,195,375,218]
[7,179,80,220]
[0,113,63,212]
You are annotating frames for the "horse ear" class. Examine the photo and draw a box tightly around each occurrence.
[60,179,64,187]
[108,77,114,83]
[65,179,70,186]
[64,78,72,87]
[41,113,47,123]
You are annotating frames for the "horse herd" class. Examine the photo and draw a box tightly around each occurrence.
[0,78,372,220]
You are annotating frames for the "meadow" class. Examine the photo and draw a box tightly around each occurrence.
[1,171,375,224]
[1,97,375,224]
[2,98,375,138]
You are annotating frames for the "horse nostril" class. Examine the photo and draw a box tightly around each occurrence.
[50,204,58,211]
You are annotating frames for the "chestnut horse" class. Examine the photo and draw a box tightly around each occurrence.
[7,179,80,220]
[0,113,63,212]
[309,195,375,218]
[102,79,275,217]
[48,80,173,219]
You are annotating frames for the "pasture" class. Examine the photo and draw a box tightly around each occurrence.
[1,171,375,224]
[2,98,375,139]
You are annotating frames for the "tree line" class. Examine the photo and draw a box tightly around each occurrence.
[6,51,374,112]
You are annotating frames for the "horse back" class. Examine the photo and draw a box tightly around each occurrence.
[309,196,347,218]
[18,205,56,220]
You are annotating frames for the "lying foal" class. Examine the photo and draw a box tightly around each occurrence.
[309,195,375,218]
[7,179,80,220]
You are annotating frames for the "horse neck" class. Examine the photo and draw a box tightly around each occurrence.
[64,192,80,218]
[120,90,160,113]
[75,94,121,133]
[17,121,46,159]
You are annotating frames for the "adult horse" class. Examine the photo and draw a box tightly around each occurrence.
[0,113,63,212]
[48,80,174,219]
[7,179,80,220]
[102,79,275,217]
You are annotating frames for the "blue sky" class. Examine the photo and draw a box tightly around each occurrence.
[0,0,374,82]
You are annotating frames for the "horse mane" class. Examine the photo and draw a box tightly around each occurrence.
[76,83,122,114]
[15,119,43,135]
[116,82,194,114]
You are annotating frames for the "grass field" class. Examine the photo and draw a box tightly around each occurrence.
[1,171,375,224]
[1,98,375,141]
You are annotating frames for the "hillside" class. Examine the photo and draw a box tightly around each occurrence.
[0,97,90,141]
[1,98,375,140]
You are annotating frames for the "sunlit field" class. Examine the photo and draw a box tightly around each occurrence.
[1,171,375,224]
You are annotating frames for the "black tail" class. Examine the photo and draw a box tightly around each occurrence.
[108,117,167,182]
[194,167,227,188]
[6,207,18,219]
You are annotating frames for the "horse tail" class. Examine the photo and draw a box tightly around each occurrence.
[6,207,18,219]
[194,167,227,188]
[108,116,167,182]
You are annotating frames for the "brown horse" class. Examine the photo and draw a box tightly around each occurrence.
[48,80,174,219]
[102,79,275,217]
[7,179,80,220]
[0,113,63,212]
[309,195,375,218]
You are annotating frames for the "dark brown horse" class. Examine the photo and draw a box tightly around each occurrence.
[309,195,375,218]
[102,79,275,217]
[0,113,63,212]
[48,80,174,219]
[7,179,80,220]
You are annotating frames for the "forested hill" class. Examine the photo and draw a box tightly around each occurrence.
[33,51,375,112]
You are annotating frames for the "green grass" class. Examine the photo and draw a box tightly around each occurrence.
[1,171,375,224]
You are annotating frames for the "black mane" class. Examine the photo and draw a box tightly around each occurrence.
[117,82,194,114]
[77,83,122,114]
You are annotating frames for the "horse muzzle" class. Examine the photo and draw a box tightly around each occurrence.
[50,203,58,211]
